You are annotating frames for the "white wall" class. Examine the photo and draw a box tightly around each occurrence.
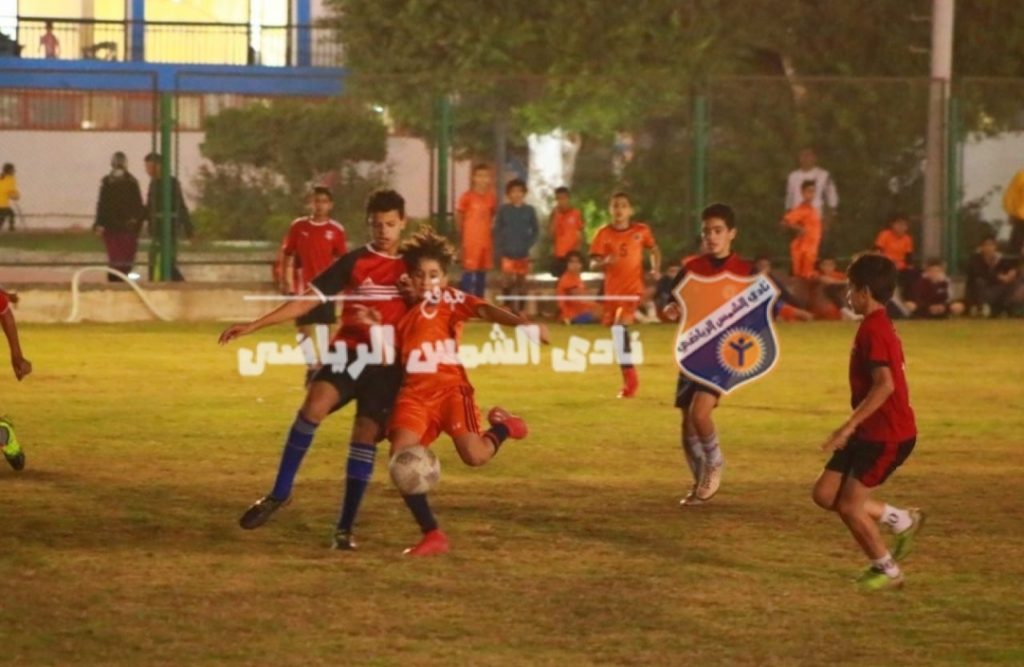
[962,131,1024,238]
[0,129,469,229]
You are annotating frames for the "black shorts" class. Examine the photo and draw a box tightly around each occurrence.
[825,436,916,488]
[310,361,402,428]
[296,301,336,326]
[675,374,721,409]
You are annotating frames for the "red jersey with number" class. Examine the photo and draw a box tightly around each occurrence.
[588,222,656,296]
[281,217,347,292]
[395,288,486,392]
[850,309,916,441]
[310,245,407,349]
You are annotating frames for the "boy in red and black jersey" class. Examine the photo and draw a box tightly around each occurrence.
[221,190,410,549]
[812,253,925,592]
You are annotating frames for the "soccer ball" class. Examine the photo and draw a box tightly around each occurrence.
[388,446,441,495]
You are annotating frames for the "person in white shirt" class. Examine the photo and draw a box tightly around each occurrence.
[785,148,838,217]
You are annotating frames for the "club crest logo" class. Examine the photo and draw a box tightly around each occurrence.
[673,272,780,394]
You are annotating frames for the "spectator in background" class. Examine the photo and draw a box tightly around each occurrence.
[753,256,813,322]
[780,179,822,279]
[874,213,917,296]
[143,152,194,281]
[94,152,145,281]
[908,259,964,319]
[808,257,848,320]
[456,164,497,297]
[555,251,596,324]
[1001,168,1024,257]
[965,236,1024,317]
[785,148,838,236]
[494,178,539,315]
[39,21,60,59]
[549,186,585,277]
[0,164,20,231]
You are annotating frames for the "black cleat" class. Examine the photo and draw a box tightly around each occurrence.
[331,530,358,551]
[4,449,24,471]
[238,494,290,530]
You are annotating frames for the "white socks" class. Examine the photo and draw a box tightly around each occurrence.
[871,552,902,578]
[700,432,723,467]
[881,504,912,533]
[682,435,703,481]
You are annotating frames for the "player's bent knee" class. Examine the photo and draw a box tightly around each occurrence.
[811,485,836,511]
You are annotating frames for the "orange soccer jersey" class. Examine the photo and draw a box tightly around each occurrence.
[555,271,593,322]
[457,190,497,271]
[875,229,914,270]
[390,287,488,445]
[552,207,584,258]
[783,203,821,279]
[588,222,656,325]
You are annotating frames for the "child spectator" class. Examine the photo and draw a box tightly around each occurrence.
[780,180,822,279]
[965,236,1024,317]
[39,21,60,59]
[907,259,964,319]
[874,213,917,295]
[494,179,539,315]
[549,186,585,277]
[809,257,847,320]
[555,251,596,324]
[0,164,19,231]
[456,164,497,297]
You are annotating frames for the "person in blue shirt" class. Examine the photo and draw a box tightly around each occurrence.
[494,179,539,315]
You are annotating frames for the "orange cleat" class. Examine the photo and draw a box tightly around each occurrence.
[618,367,639,398]
[403,529,450,557]
[487,406,528,439]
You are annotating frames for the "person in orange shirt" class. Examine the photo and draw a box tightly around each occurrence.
[380,227,549,556]
[456,164,497,297]
[555,251,596,324]
[588,191,661,398]
[780,180,822,279]
[550,186,585,277]
[874,213,917,295]
[809,257,848,320]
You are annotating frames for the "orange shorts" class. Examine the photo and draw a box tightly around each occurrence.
[388,383,483,446]
[501,257,530,275]
[601,299,638,326]
[790,246,818,279]
[461,244,493,271]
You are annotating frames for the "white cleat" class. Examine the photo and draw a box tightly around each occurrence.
[679,485,705,507]
[696,461,724,501]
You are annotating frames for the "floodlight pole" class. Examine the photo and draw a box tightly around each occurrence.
[922,0,954,261]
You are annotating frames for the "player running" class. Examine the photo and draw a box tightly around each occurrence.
[812,253,924,591]
[220,190,409,550]
[588,192,660,398]
[0,288,32,471]
[363,227,547,556]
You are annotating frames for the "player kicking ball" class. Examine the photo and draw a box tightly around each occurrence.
[0,289,32,471]
[812,253,925,591]
[362,227,548,556]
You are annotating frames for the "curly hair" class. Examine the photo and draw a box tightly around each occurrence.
[401,225,455,273]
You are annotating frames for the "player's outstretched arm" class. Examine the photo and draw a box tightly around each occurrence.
[218,288,322,345]
[476,303,549,345]
[0,309,31,380]
[821,365,895,452]
[649,244,662,279]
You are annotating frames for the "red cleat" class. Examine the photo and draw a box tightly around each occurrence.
[487,406,528,439]
[403,529,450,557]
[618,367,639,398]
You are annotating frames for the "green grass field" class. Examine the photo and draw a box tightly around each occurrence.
[2,321,1023,666]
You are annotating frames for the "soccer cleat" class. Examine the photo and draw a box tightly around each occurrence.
[238,494,291,530]
[487,407,528,440]
[679,485,705,507]
[330,530,358,551]
[617,367,639,398]
[403,529,450,557]
[0,416,24,472]
[855,566,904,592]
[695,461,724,501]
[892,508,926,562]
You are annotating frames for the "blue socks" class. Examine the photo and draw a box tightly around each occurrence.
[337,442,377,532]
[270,413,319,500]
[458,271,487,297]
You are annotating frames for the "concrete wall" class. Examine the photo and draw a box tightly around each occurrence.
[963,131,1024,238]
[0,129,470,229]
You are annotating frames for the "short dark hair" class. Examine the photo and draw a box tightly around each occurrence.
[311,186,333,201]
[801,179,816,190]
[924,257,944,268]
[1,163,14,175]
[554,186,570,196]
[610,191,632,204]
[506,178,527,193]
[564,250,584,264]
[701,203,736,229]
[401,226,455,273]
[366,189,405,219]
[887,212,910,226]
[144,152,160,163]
[847,253,897,303]
[472,163,491,174]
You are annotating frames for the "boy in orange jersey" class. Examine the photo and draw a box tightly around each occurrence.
[780,180,822,279]
[874,213,917,296]
[810,257,848,320]
[371,227,548,556]
[556,251,596,324]
[550,186,585,277]
[588,192,661,398]
[0,288,32,471]
[456,164,498,297]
